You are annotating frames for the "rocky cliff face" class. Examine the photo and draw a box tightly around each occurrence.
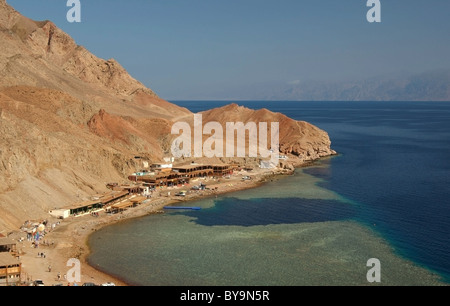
[200,104,336,163]
[0,1,188,119]
[0,1,335,231]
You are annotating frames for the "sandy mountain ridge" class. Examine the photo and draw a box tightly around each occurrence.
[0,0,334,231]
[0,0,188,119]
[200,104,334,158]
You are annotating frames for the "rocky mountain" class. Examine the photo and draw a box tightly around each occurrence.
[271,71,450,101]
[200,104,335,160]
[189,70,450,101]
[0,0,335,231]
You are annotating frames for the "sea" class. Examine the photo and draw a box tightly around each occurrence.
[87,101,450,286]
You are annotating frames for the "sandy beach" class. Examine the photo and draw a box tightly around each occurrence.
[10,167,291,286]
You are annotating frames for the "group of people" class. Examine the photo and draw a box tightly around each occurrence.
[91,212,100,217]
[57,272,66,281]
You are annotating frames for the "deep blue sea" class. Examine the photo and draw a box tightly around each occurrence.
[88,101,450,285]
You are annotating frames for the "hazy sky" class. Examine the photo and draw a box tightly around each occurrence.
[7,0,450,99]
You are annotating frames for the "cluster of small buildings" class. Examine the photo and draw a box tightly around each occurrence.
[128,163,236,187]
[1,160,262,286]
[49,190,150,219]
[49,163,237,220]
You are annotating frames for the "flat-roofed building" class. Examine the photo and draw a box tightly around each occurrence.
[210,164,234,176]
[0,238,17,254]
[129,164,233,185]
[49,208,71,219]
[172,164,214,178]
[0,253,21,286]
[135,172,190,187]
[151,163,173,172]
[173,164,233,178]
[49,191,130,218]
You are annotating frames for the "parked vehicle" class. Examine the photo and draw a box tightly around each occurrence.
[175,191,187,197]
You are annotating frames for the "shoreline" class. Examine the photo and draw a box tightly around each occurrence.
[19,153,447,286]
[85,170,283,286]
[14,166,293,286]
[84,162,448,287]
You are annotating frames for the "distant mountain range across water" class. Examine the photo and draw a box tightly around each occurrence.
[179,69,450,101]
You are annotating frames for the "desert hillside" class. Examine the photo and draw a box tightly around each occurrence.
[200,104,334,160]
[0,0,335,232]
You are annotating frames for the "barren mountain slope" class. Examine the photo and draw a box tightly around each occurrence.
[0,0,190,120]
[200,104,335,161]
[0,86,172,230]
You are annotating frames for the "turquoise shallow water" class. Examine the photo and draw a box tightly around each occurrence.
[88,166,444,285]
[88,101,450,285]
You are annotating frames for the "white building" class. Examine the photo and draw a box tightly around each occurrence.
[152,163,173,170]
[49,209,71,219]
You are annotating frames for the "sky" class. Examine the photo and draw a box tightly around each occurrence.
[6,0,450,100]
